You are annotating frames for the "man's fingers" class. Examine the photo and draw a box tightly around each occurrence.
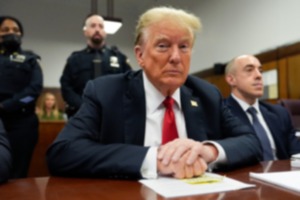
[193,157,207,176]
[186,142,203,165]
[157,144,176,165]
[171,145,190,162]
[184,164,194,178]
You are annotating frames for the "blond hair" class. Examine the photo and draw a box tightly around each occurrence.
[134,6,202,45]
[36,92,60,119]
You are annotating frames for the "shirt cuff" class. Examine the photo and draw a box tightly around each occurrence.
[140,146,158,179]
[203,141,227,171]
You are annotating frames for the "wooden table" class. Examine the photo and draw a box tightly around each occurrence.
[1,160,300,200]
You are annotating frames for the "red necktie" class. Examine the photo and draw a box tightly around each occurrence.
[162,97,179,144]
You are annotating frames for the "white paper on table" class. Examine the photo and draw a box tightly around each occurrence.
[250,171,300,193]
[139,173,255,198]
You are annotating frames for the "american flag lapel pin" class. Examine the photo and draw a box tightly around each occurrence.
[190,100,198,107]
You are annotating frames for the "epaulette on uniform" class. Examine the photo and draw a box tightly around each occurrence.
[70,49,85,56]
[110,45,120,55]
[23,50,41,60]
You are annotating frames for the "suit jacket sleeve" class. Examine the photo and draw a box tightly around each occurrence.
[184,76,262,171]
[225,95,300,160]
[0,119,12,183]
[47,77,149,179]
[271,104,300,158]
[283,110,300,156]
[215,105,262,170]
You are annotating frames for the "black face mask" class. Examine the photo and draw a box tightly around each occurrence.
[1,34,22,52]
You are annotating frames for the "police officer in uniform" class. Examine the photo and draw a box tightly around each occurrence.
[60,14,131,118]
[0,16,43,178]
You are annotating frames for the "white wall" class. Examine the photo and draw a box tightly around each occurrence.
[1,0,300,87]
[191,0,300,70]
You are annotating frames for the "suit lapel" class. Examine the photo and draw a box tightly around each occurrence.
[226,95,252,126]
[123,72,146,145]
[260,105,288,158]
[181,86,208,141]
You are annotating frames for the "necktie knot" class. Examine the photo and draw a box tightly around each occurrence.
[163,97,174,109]
[247,107,258,122]
[247,107,257,116]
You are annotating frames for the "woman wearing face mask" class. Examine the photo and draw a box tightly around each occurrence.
[0,16,43,178]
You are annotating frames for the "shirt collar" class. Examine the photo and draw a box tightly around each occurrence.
[86,45,106,53]
[143,71,181,114]
[231,93,260,113]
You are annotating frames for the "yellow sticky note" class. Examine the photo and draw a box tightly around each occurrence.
[182,174,224,185]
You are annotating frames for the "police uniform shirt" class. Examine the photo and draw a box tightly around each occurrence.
[0,49,43,114]
[60,45,131,110]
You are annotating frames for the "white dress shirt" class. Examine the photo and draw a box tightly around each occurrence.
[141,72,226,178]
[141,72,186,178]
[231,94,277,159]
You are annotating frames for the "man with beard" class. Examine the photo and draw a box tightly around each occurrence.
[60,14,131,118]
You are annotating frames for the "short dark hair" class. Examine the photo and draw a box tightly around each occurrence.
[0,15,24,36]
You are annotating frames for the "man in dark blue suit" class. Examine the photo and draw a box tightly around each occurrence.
[0,118,12,183]
[224,54,300,161]
[47,7,261,179]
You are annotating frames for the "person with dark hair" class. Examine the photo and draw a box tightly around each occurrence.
[47,7,261,180]
[0,16,43,178]
[0,117,12,183]
[60,14,131,118]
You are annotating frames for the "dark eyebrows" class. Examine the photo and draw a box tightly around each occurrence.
[243,64,262,71]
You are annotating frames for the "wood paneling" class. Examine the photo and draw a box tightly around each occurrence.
[278,41,300,58]
[28,121,65,177]
[194,41,300,101]
[203,75,230,98]
[286,54,300,99]
[278,58,288,99]
[262,60,277,71]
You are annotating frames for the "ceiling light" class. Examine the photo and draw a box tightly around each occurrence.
[90,0,122,34]
[103,17,122,34]
[104,0,122,34]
